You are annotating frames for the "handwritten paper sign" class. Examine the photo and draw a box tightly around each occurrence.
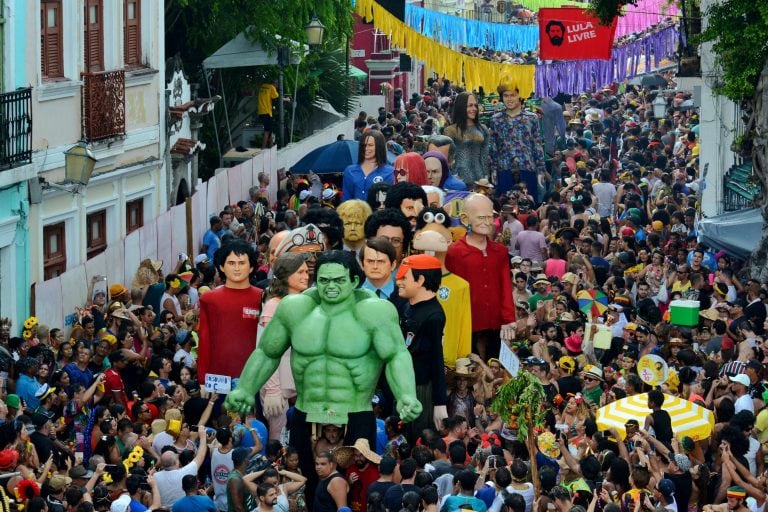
[499,342,520,377]
[585,322,613,350]
[205,373,232,394]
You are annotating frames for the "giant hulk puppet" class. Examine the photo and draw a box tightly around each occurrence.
[225,250,422,470]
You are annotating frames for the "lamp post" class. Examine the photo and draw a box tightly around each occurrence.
[285,15,327,146]
[64,140,97,193]
[652,95,667,119]
[305,14,326,47]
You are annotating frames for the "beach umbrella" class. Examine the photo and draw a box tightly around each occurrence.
[628,74,668,88]
[576,289,609,317]
[596,393,714,441]
[290,140,395,174]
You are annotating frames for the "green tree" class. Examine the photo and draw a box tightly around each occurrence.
[589,0,768,278]
[165,0,356,177]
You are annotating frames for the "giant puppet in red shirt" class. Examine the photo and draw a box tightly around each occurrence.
[445,193,516,361]
[197,239,263,387]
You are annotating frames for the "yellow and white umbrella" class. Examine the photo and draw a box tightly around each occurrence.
[596,393,714,441]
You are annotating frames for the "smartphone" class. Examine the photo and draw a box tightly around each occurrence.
[104,464,120,473]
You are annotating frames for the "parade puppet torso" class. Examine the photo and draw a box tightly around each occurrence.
[197,286,262,381]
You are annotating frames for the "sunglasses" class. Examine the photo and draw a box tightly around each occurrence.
[584,377,598,382]
[396,169,408,177]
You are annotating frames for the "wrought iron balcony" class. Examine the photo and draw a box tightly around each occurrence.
[0,87,32,170]
[82,70,125,141]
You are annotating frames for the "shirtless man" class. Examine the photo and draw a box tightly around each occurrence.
[314,424,344,457]
[225,250,421,475]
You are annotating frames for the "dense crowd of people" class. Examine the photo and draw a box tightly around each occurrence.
[0,64,765,512]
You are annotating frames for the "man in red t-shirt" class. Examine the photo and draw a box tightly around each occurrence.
[198,239,263,393]
[341,439,381,512]
[104,352,129,407]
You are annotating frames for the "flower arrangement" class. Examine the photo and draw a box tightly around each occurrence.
[122,445,145,474]
[21,317,38,341]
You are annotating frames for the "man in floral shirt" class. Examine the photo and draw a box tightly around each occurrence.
[489,82,547,199]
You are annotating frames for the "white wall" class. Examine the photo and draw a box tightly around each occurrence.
[697,0,739,218]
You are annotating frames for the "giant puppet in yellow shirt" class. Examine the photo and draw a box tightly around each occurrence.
[412,207,472,368]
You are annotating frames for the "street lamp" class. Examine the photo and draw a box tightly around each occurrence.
[41,140,97,194]
[64,140,97,186]
[305,14,326,47]
[652,95,667,118]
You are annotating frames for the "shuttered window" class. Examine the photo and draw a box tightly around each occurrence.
[83,0,103,72]
[124,0,142,67]
[43,222,66,280]
[86,209,107,259]
[41,1,64,79]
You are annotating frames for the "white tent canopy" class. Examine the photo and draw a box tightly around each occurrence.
[202,32,306,70]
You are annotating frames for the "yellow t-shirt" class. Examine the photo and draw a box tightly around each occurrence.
[437,272,472,368]
[258,83,279,116]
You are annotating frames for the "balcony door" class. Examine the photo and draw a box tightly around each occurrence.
[84,0,103,72]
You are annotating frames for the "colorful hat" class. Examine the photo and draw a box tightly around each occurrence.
[109,284,128,297]
[0,449,19,471]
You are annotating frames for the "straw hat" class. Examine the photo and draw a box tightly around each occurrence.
[454,358,482,377]
[533,274,550,287]
[559,311,577,322]
[333,438,381,468]
[699,308,719,321]
[474,178,495,189]
[584,366,604,382]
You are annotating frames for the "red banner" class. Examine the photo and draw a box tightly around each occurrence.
[539,8,617,61]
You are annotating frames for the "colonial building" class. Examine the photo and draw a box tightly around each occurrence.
[20,0,167,293]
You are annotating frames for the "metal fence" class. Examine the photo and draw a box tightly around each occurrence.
[0,87,32,170]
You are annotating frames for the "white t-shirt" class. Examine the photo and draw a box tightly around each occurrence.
[156,461,199,507]
[734,393,755,414]
[174,348,196,368]
[152,431,175,454]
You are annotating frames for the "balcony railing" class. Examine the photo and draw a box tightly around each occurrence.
[0,87,32,170]
[82,70,125,141]
[723,161,761,212]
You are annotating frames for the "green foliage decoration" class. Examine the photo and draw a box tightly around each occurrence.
[490,370,546,441]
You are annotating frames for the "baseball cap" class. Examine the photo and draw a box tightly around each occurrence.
[194,254,209,264]
[745,360,763,372]
[184,379,201,394]
[396,254,442,280]
[729,374,750,387]
[656,478,675,499]
[673,453,691,472]
[4,394,20,409]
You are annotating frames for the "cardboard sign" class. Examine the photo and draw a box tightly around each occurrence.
[499,342,520,377]
[205,373,232,394]
[585,322,613,350]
